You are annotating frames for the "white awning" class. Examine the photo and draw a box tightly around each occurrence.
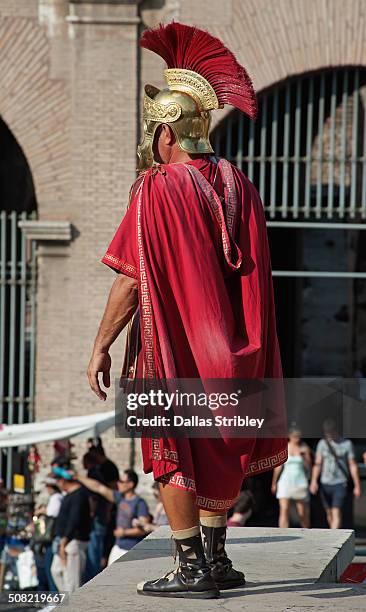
[0,411,115,448]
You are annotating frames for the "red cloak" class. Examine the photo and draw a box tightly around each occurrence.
[102,157,287,510]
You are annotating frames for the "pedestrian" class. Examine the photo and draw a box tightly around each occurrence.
[33,476,62,592]
[89,441,119,489]
[87,21,287,598]
[272,427,311,528]
[310,418,361,529]
[50,455,72,471]
[137,482,169,534]
[82,452,111,580]
[50,472,91,592]
[41,477,63,591]
[150,481,169,527]
[75,469,149,563]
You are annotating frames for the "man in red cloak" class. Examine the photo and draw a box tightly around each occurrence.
[88,22,287,599]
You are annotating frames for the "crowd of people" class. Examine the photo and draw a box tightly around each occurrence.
[32,438,168,593]
[29,421,365,595]
[271,419,362,530]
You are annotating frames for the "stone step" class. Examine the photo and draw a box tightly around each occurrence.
[63,527,366,611]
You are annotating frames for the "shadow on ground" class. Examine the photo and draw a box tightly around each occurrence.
[117,535,302,562]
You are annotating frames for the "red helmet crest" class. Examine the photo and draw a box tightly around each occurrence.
[140,22,258,120]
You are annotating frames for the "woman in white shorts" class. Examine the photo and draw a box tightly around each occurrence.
[271,427,312,528]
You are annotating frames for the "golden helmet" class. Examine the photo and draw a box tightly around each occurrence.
[137,23,258,171]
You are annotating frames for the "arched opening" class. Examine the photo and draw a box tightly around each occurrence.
[0,117,37,489]
[0,118,37,214]
[213,68,366,530]
[212,67,366,378]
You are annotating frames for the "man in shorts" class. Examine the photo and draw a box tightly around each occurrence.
[310,419,361,528]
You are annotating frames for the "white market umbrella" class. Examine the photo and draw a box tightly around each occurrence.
[0,411,115,448]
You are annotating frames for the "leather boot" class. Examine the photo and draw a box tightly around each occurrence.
[202,524,246,590]
[137,533,220,598]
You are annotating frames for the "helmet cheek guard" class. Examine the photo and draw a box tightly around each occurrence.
[137,79,215,171]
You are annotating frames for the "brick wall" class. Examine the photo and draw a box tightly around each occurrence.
[64,3,140,468]
[1,0,366,472]
[0,0,38,17]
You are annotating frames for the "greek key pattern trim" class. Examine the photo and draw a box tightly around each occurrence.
[246,447,288,476]
[219,159,239,239]
[159,472,237,510]
[136,179,156,379]
[186,163,242,272]
[164,473,196,491]
[196,496,237,511]
[152,438,179,462]
[102,253,138,278]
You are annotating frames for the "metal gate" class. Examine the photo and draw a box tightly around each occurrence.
[214,67,366,219]
[0,211,37,488]
[213,66,366,381]
[213,67,366,280]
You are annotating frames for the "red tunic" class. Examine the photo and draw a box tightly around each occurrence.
[102,157,287,510]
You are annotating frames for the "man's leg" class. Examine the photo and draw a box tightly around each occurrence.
[84,522,98,580]
[35,552,48,591]
[64,540,85,592]
[199,509,245,590]
[330,507,342,529]
[325,485,345,529]
[64,541,79,593]
[79,541,88,586]
[159,484,199,530]
[85,519,107,580]
[137,485,219,599]
[50,553,66,592]
[325,507,333,528]
[44,545,58,592]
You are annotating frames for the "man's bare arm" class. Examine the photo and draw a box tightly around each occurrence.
[348,458,361,497]
[309,453,322,494]
[76,474,115,503]
[87,274,138,400]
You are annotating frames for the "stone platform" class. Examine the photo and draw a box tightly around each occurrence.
[63,527,366,611]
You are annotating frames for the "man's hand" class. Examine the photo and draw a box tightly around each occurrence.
[309,481,318,495]
[101,557,107,569]
[87,274,138,401]
[114,527,125,538]
[353,484,361,498]
[87,350,111,401]
[59,542,67,567]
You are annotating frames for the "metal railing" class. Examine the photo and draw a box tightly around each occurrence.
[214,67,366,220]
[0,210,37,489]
